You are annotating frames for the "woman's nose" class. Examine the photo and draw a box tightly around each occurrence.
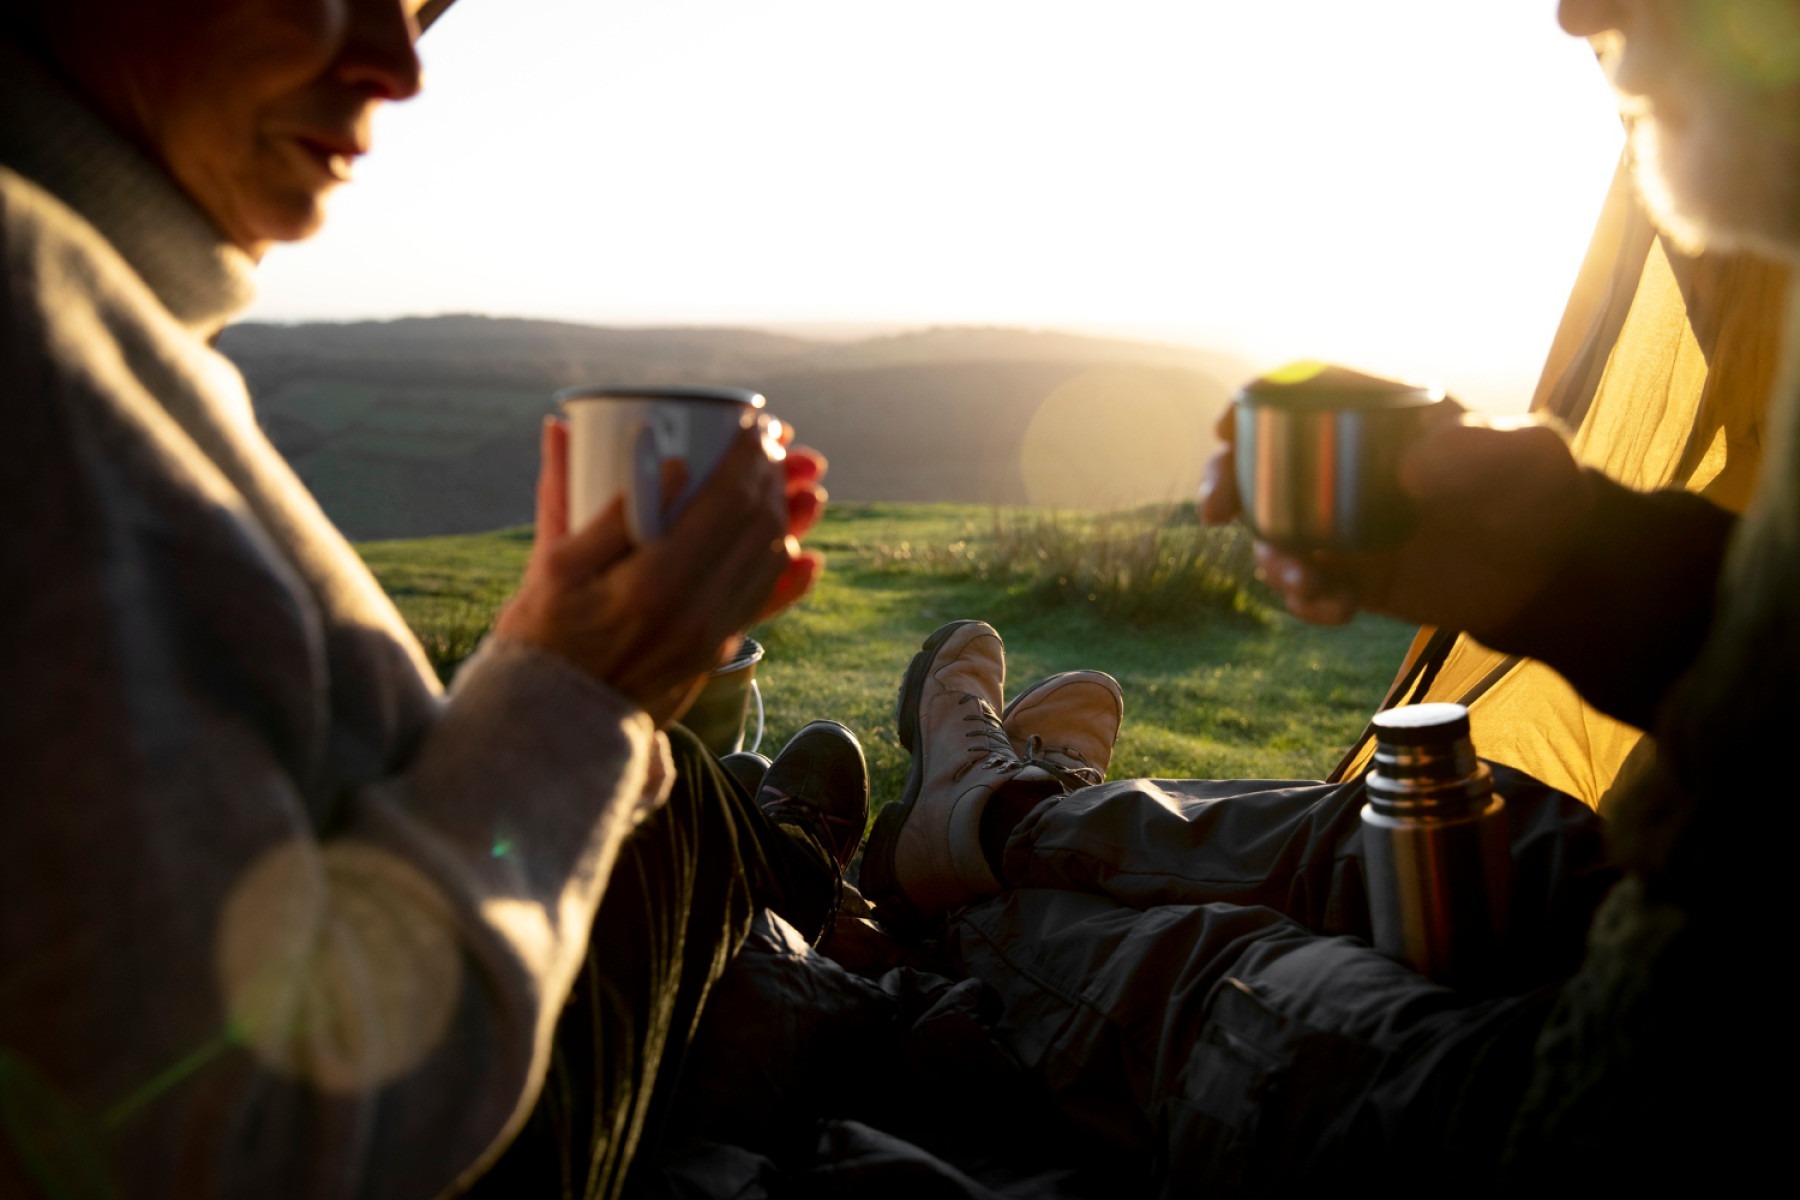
[339,0,425,101]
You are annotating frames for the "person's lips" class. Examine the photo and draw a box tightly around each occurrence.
[287,133,365,183]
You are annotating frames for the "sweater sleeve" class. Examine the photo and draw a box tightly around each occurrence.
[213,637,671,1198]
[0,494,668,1200]
[0,176,669,1197]
[1481,470,1738,731]
[0,494,670,1198]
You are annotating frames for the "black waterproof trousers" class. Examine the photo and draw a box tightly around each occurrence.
[466,726,837,1200]
[947,765,1615,1194]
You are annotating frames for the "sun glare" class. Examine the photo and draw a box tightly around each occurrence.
[254,1,1624,412]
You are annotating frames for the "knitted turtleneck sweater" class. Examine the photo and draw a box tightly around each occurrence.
[0,38,664,1199]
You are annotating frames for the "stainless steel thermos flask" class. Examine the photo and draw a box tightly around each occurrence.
[1361,702,1511,987]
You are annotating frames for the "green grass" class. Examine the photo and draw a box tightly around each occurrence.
[356,503,1414,813]
[355,526,529,674]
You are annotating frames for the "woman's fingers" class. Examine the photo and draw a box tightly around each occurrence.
[1198,444,1239,525]
[678,431,787,551]
[658,456,691,510]
[1212,404,1235,440]
[1254,543,1363,625]
[784,446,827,487]
[783,446,828,537]
[787,485,826,538]
[1199,404,1239,525]
[758,416,789,465]
[753,550,824,623]
[500,411,829,727]
[545,493,633,586]
[643,427,790,616]
[1283,585,1361,626]
[693,506,793,622]
[533,416,571,548]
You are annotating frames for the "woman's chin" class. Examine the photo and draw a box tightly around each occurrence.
[227,192,334,256]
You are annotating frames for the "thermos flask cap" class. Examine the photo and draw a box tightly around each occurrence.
[1370,702,1471,746]
[1368,702,1486,817]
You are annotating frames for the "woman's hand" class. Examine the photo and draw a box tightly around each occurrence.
[1200,405,1596,638]
[495,416,827,727]
[757,419,828,622]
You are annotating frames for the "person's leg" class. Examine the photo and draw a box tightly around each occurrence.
[868,621,1613,970]
[467,724,838,1200]
[949,888,1556,1193]
[995,764,1614,979]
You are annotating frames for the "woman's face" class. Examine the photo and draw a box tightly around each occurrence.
[48,0,426,255]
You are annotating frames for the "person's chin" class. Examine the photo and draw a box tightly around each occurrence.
[1632,114,1800,262]
[240,140,344,246]
[244,188,334,249]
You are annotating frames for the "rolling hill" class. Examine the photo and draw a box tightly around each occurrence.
[220,317,1255,538]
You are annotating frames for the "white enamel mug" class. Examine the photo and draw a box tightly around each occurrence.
[555,385,766,543]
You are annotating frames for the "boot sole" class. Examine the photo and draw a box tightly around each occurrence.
[863,619,991,935]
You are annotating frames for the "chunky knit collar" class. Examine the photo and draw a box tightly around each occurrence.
[0,38,256,339]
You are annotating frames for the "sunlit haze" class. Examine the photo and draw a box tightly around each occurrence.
[251,0,1624,412]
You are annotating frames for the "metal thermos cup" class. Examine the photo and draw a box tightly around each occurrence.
[1232,362,1446,553]
[1361,702,1511,987]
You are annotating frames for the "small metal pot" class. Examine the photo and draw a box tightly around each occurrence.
[1232,362,1446,554]
[683,635,767,756]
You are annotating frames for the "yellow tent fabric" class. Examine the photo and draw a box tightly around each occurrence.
[1330,156,1789,810]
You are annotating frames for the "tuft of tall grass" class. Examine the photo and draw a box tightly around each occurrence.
[864,504,1267,625]
[414,601,499,684]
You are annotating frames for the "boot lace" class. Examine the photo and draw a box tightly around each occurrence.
[953,696,1023,781]
[1019,733,1103,790]
[758,791,851,953]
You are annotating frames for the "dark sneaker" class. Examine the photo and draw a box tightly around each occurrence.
[719,750,773,797]
[756,720,870,872]
[1001,670,1124,789]
[863,620,1063,926]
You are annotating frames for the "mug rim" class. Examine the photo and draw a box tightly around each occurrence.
[1233,387,1443,413]
[555,384,766,409]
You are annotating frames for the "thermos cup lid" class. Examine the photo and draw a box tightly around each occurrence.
[1367,702,1487,818]
[1235,361,1442,412]
[1371,702,1471,746]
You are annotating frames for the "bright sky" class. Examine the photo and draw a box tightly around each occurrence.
[251,0,1624,411]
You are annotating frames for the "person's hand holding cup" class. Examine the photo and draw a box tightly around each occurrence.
[1199,362,1594,640]
[497,386,826,727]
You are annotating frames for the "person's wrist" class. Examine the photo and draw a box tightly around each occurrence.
[1477,468,1628,645]
[1540,465,1605,590]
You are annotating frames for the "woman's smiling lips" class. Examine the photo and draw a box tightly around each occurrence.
[286,133,364,183]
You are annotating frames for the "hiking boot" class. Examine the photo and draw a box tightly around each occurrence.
[863,620,1066,926]
[1002,670,1124,789]
[755,720,869,872]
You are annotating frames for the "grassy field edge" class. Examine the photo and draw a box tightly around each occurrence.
[357,502,1415,813]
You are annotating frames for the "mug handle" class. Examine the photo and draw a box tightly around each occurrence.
[621,419,667,544]
[746,679,765,755]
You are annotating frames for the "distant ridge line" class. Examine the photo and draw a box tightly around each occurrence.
[220,318,1255,539]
